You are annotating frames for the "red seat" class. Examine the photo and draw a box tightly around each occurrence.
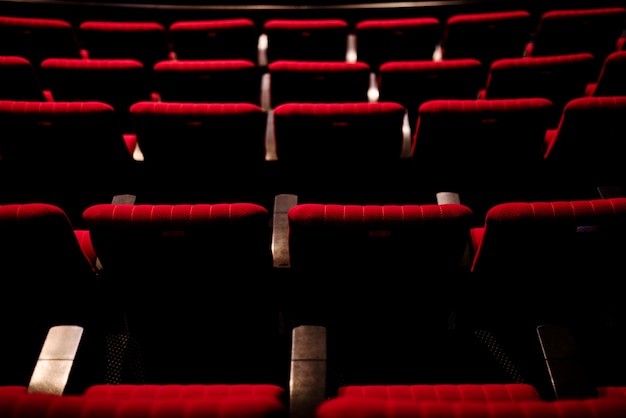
[317,397,626,418]
[585,51,626,97]
[411,98,553,217]
[0,393,287,418]
[263,19,349,63]
[82,202,284,386]
[0,56,50,101]
[153,59,262,104]
[543,96,626,196]
[439,10,532,68]
[40,58,156,133]
[337,383,541,401]
[0,15,83,70]
[354,17,442,69]
[479,53,595,126]
[168,18,259,62]
[268,60,371,107]
[377,59,485,134]
[525,7,626,74]
[0,203,100,390]
[0,100,138,226]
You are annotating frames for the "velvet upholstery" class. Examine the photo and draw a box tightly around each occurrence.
[153,59,262,104]
[316,397,626,418]
[263,19,349,62]
[40,58,155,133]
[268,60,371,106]
[439,10,532,67]
[354,17,441,69]
[168,18,259,62]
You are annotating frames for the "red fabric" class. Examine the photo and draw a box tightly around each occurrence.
[0,393,286,418]
[41,58,144,70]
[263,19,347,30]
[287,203,473,273]
[154,59,255,71]
[379,59,481,72]
[337,384,540,401]
[317,397,626,418]
[0,203,97,275]
[586,51,626,97]
[0,16,72,28]
[268,61,370,72]
[274,102,404,117]
[471,197,626,273]
[169,18,254,31]
[131,101,263,116]
[84,384,285,400]
[542,96,626,161]
[84,203,268,226]
[446,10,530,24]
[0,100,115,114]
[597,387,626,398]
[79,21,165,32]
[355,17,439,30]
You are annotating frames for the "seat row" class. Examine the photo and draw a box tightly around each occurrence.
[2,95,625,225]
[1,46,625,135]
[0,192,626,416]
[1,6,625,69]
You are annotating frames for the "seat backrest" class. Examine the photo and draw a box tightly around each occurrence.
[337,383,541,401]
[0,100,134,169]
[0,16,82,68]
[268,60,371,107]
[83,383,286,400]
[168,18,260,62]
[287,202,473,274]
[589,51,626,97]
[273,102,405,163]
[263,19,349,62]
[0,203,100,388]
[82,202,288,386]
[528,7,626,69]
[411,98,553,213]
[130,101,267,166]
[130,101,269,205]
[354,17,442,69]
[482,53,595,124]
[377,59,485,132]
[78,21,170,86]
[543,96,626,189]
[0,393,287,418]
[0,100,137,224]
[0,56,48,101]
[440,10,532,67]
[471,197,626,277]
[316,397,626,418]
[40,58,154,133]
[83,202,272,277]
[153,59,262,104]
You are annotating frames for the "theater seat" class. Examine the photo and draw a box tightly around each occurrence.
[82,202,288,387]
[316,397,626,418]
[267,60,371,107]
[0,393,287,418]
[0,204,105,392]
[168,18,260,62]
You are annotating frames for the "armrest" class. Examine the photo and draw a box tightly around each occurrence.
[27,325,84,395]
[111,194,137,204]
[272,193,297,268]
[436,192,461,205]
[289,325,327,418]
[536,324,597,400]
